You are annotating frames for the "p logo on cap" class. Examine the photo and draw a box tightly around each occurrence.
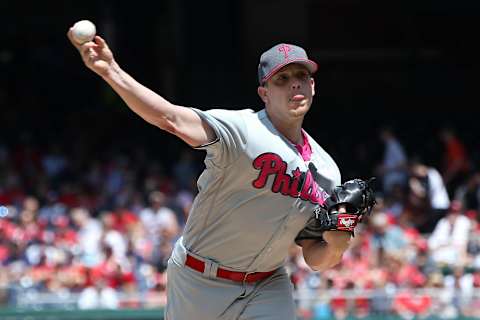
[278,44,292,59]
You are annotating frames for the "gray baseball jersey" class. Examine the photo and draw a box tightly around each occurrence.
[166,108,340,320]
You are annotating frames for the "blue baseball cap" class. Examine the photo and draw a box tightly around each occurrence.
[258,43,318,85]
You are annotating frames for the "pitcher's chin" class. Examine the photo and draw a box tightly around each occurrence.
[289,105,309,118]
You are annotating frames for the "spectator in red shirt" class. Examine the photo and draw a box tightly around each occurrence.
[439,127,471,195]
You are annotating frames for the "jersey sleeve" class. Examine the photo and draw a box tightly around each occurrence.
[191,108,249,168]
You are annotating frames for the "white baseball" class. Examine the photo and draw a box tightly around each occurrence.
[71,20,96,44]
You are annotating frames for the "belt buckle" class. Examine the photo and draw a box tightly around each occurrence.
[239,271,255,298]
[243,271,255,284]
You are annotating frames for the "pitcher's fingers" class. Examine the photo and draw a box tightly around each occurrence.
[94,35,107,48]
[80,43,99,56]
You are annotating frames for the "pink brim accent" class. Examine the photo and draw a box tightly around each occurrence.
[261,59,318,84]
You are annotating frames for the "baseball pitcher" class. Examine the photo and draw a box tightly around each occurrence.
[68,27,375,319]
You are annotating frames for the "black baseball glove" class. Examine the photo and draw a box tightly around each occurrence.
[295,178,376,243]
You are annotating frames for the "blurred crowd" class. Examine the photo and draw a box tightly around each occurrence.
[0,126,479,319]
[292,127,480,319]
[0,136,198,309]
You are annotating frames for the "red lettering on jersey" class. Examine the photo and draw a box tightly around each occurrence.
[252,153,283,189]
[252,153,327,205]
[289,168,303,197]
[299,170,312,200]
[272,162,291,195]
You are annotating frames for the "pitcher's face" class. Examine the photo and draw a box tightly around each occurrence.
[258,64,315,120]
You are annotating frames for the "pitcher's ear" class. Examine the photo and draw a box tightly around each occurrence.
[257,86,268,104]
